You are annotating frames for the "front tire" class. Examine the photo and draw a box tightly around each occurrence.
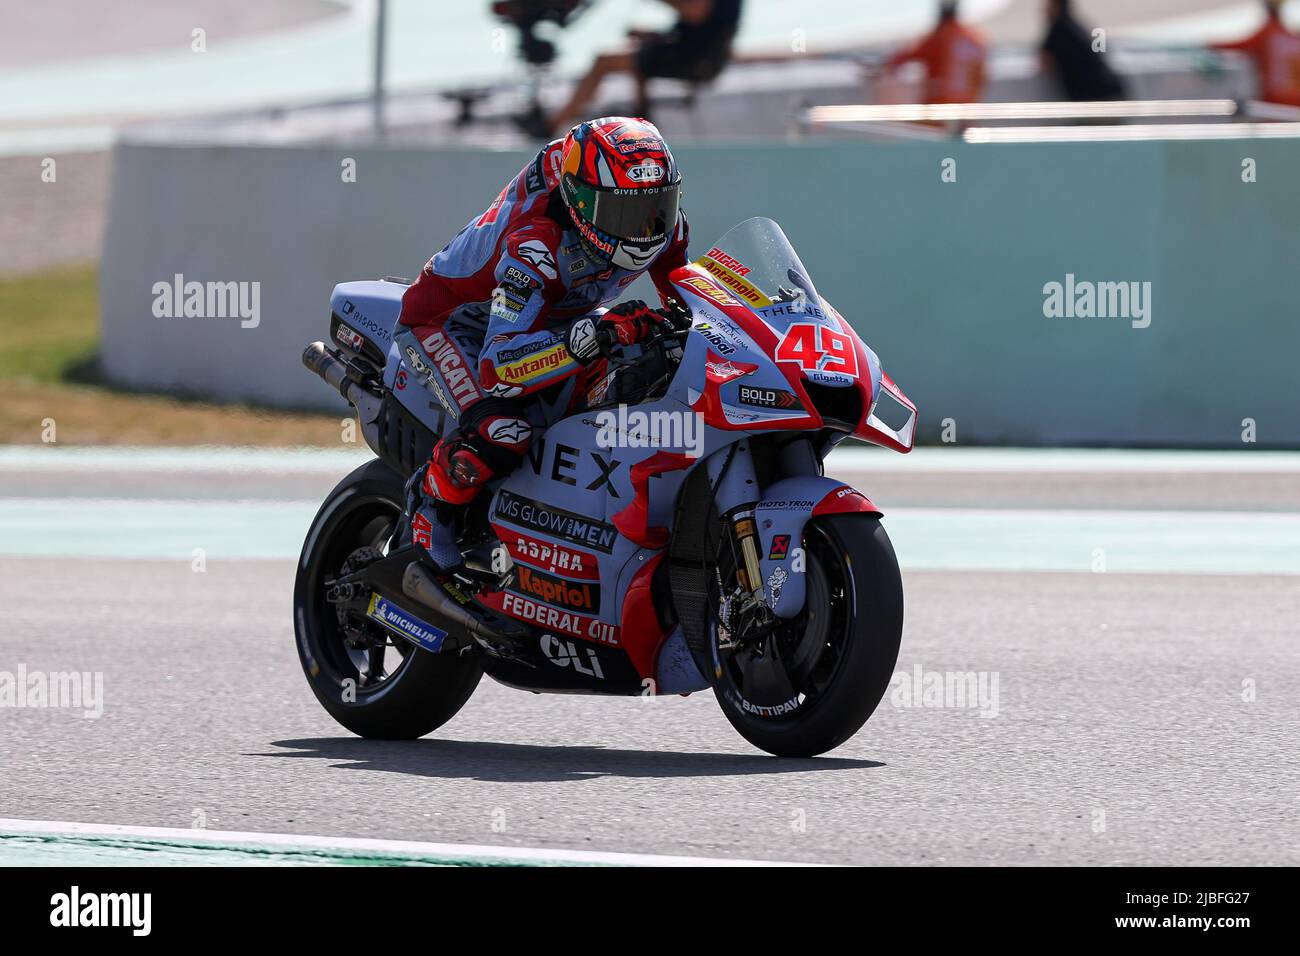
[293,458,482,739]
[714,515,903,758]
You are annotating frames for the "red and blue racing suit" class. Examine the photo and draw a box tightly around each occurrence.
[396,140,689,517]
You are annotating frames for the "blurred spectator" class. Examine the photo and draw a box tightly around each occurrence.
[1213,0,1300,107]
[884,1,987,104]
[1040,0,1126,102]
[533,0,743,136]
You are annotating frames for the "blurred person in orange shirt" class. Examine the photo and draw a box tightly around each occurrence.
[1213,0,1300,107]
[884,1,988,104]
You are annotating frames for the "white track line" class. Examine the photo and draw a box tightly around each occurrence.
[0,818,813,867]
[827,446,1300,473]
[4,445,1300,474]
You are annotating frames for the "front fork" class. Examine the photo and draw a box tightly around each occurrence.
[707,441,763,600]
[707,438,821,605]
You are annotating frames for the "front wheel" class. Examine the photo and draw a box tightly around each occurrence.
[293,458,482,739]
[713,515,903,758]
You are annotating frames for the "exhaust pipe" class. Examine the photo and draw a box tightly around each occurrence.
[402,562,529,644]
[302,342,383,450]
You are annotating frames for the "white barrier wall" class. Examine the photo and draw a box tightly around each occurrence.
[100,135,1300,446]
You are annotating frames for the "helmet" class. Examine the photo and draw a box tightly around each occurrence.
[558,117,682,271]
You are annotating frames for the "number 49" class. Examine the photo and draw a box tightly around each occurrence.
[775,323,858,377]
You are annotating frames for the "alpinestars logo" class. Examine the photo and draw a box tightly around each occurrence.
[485,417,533,446]
[404,345,431,376]
[516,240,558,280]
[567,317,600,361]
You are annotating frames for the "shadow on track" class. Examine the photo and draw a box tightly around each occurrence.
[254,737,884,783]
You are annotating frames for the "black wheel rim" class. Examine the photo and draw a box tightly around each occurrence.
[711,521,855,720]
[306,493,416,698]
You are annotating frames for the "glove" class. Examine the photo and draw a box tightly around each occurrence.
[602,300,658,346]
[566,301,659,365]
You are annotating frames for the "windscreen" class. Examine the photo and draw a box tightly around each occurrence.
[693,217,827,326]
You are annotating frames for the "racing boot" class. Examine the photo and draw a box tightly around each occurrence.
[405,400,534,570]
[406,434,496,571]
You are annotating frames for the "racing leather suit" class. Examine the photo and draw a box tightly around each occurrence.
[396,139,690,564]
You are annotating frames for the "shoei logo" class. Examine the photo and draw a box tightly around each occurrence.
[627,160,664,183]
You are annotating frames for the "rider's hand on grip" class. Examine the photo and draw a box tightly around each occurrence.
[567,301,659,364]
[658,297,693,332]
[602,300,658,347]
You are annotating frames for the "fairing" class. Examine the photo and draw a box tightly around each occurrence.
[342,219,915,696]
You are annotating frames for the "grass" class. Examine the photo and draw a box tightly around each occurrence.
[0,264,347,446]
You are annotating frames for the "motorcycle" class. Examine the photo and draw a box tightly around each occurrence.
[296,217,916,757]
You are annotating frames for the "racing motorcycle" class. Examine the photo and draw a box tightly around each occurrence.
[296,218,916,757]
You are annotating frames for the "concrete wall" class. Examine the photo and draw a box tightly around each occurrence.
[100,135,1300,445]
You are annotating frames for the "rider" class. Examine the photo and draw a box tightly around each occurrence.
[395,116,689,569]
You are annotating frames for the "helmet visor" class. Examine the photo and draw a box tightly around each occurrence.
[565,176,680,244]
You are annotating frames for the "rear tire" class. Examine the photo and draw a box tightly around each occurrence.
[714,515,903,758]
[293,458,482,739]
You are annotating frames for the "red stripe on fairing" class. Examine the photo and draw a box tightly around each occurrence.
[855,370,917,452]
[618,552,669,681]
[673,265,823,432]
[823,298,883,439]
[812,486,882,517]
[612,451,695,548]
[704,350,758,384]
[691,366,821,432]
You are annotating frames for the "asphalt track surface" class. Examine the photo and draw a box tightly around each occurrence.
[1,447,1297,865]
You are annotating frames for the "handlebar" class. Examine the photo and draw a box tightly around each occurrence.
[587,300,693,405]
[595,299,692,362]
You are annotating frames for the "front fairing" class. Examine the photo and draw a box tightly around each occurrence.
[664,218,915,452]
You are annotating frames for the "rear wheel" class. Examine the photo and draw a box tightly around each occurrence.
[711,515,903,757]
[293,459,481,739]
